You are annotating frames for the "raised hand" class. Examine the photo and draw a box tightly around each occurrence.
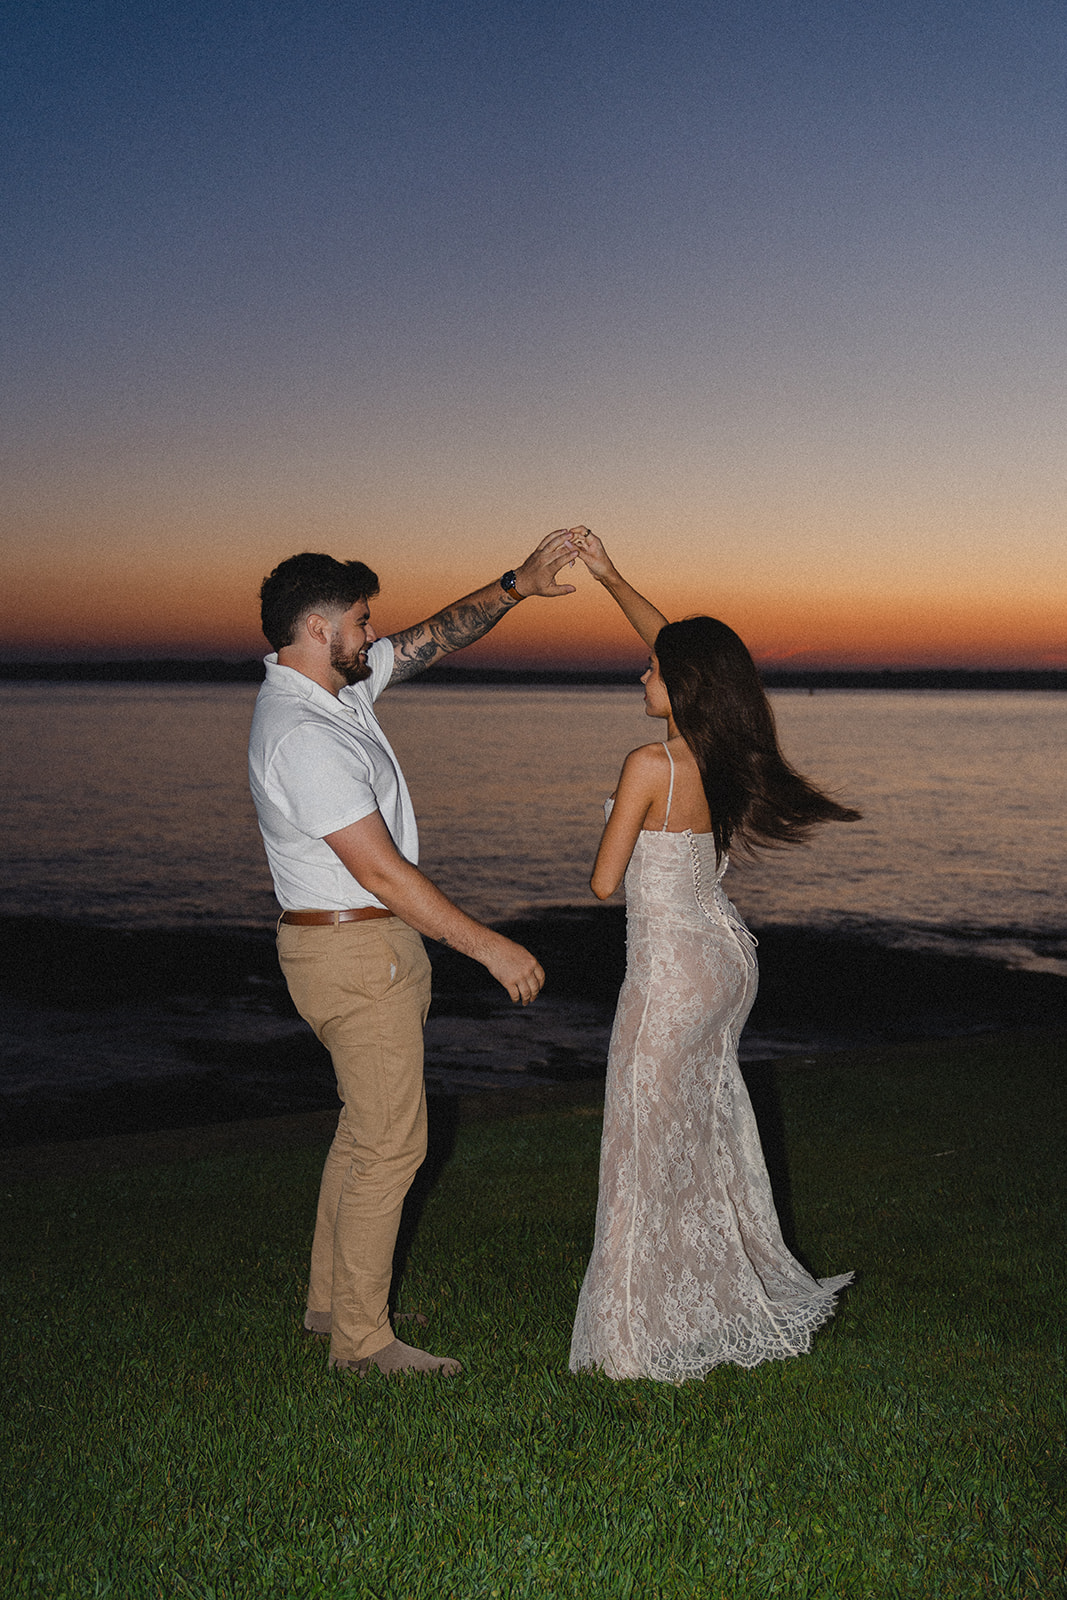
[565,528,668,648]
[512,529,581,598]
[566,527,617,582]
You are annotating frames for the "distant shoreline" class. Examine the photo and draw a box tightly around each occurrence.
[2,660,1066,691]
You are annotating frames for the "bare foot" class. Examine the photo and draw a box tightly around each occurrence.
[331,1338,462,1377]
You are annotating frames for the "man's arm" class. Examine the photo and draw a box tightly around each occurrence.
[389,528,578,684]
[323,810,545,1005]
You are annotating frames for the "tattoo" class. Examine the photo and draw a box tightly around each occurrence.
[389,638,447,684]
[390,592,512,683]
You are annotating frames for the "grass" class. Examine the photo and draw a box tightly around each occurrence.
[1,1031,1064,1598]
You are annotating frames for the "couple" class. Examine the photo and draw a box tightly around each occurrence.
[248,528,856,1383]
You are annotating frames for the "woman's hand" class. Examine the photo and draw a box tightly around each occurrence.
[567,527,618,583]
[568,527,667,650]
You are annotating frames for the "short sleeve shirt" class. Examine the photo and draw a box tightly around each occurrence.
[247,639,418,911]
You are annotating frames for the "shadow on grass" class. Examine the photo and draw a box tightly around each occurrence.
[389,1092,462,1316]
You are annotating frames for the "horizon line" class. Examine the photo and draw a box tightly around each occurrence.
[2,659,1066,691]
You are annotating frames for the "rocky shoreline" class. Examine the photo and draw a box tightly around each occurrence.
[1,910,1064,1148]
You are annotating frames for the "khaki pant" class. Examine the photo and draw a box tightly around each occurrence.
[277,916,433,1364]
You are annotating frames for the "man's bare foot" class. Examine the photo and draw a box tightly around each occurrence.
[331,1338,462,1377]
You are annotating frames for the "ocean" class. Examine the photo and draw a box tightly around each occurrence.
[1,680,1065,1136]
[2,681,1064,973]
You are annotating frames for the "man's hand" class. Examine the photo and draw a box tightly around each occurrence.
[512,529,581,599]
[479,932,546,1006]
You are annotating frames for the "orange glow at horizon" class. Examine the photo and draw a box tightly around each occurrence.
[3,552,1063,669]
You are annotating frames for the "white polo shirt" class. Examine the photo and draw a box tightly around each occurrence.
[248,638,418,911]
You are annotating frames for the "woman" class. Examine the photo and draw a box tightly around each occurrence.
[567,530,859,1383]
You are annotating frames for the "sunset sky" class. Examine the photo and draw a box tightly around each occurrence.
[3,0,1064,669]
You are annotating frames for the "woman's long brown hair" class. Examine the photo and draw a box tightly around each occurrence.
[655,617,861,863]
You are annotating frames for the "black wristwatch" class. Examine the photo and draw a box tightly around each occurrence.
[499,570,524,603]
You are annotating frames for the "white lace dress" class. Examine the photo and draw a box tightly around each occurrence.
[570,749,852,1383]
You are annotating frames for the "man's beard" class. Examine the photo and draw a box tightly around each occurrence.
[330,642,371,686]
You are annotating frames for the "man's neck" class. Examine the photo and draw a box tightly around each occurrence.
[276,647,344,698]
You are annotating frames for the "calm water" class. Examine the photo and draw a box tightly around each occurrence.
[1,682,1065,975]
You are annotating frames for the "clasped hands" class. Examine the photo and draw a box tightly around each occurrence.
[512,526,612,598]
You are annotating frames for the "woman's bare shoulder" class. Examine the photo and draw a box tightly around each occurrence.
[622,741,672,772]
[615,742,672,805]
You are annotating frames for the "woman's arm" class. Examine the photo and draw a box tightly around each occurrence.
[569,529,667,650]
[590,744,670,899]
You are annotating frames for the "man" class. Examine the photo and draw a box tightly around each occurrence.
[248,530,578,1376]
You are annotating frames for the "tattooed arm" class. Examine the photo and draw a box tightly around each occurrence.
[389,528,580,684]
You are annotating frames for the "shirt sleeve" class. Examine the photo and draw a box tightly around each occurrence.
[366,636,394,701]
[264,721,381,839]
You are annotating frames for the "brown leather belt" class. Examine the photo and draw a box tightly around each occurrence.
[279,908,393,926]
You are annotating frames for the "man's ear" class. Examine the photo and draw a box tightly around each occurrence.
[302,610,333,647]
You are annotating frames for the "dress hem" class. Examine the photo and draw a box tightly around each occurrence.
[569,1272,854,1384]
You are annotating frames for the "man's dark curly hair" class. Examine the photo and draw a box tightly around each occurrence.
[259,553,380,651]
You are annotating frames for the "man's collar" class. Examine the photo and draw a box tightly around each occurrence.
[263,653,368,711]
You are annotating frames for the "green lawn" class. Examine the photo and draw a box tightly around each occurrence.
[2,1032,1064,1598]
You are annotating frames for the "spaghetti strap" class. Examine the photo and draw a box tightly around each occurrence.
[661,744,675,831]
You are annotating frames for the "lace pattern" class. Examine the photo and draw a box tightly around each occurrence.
[570,824,851,1383]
